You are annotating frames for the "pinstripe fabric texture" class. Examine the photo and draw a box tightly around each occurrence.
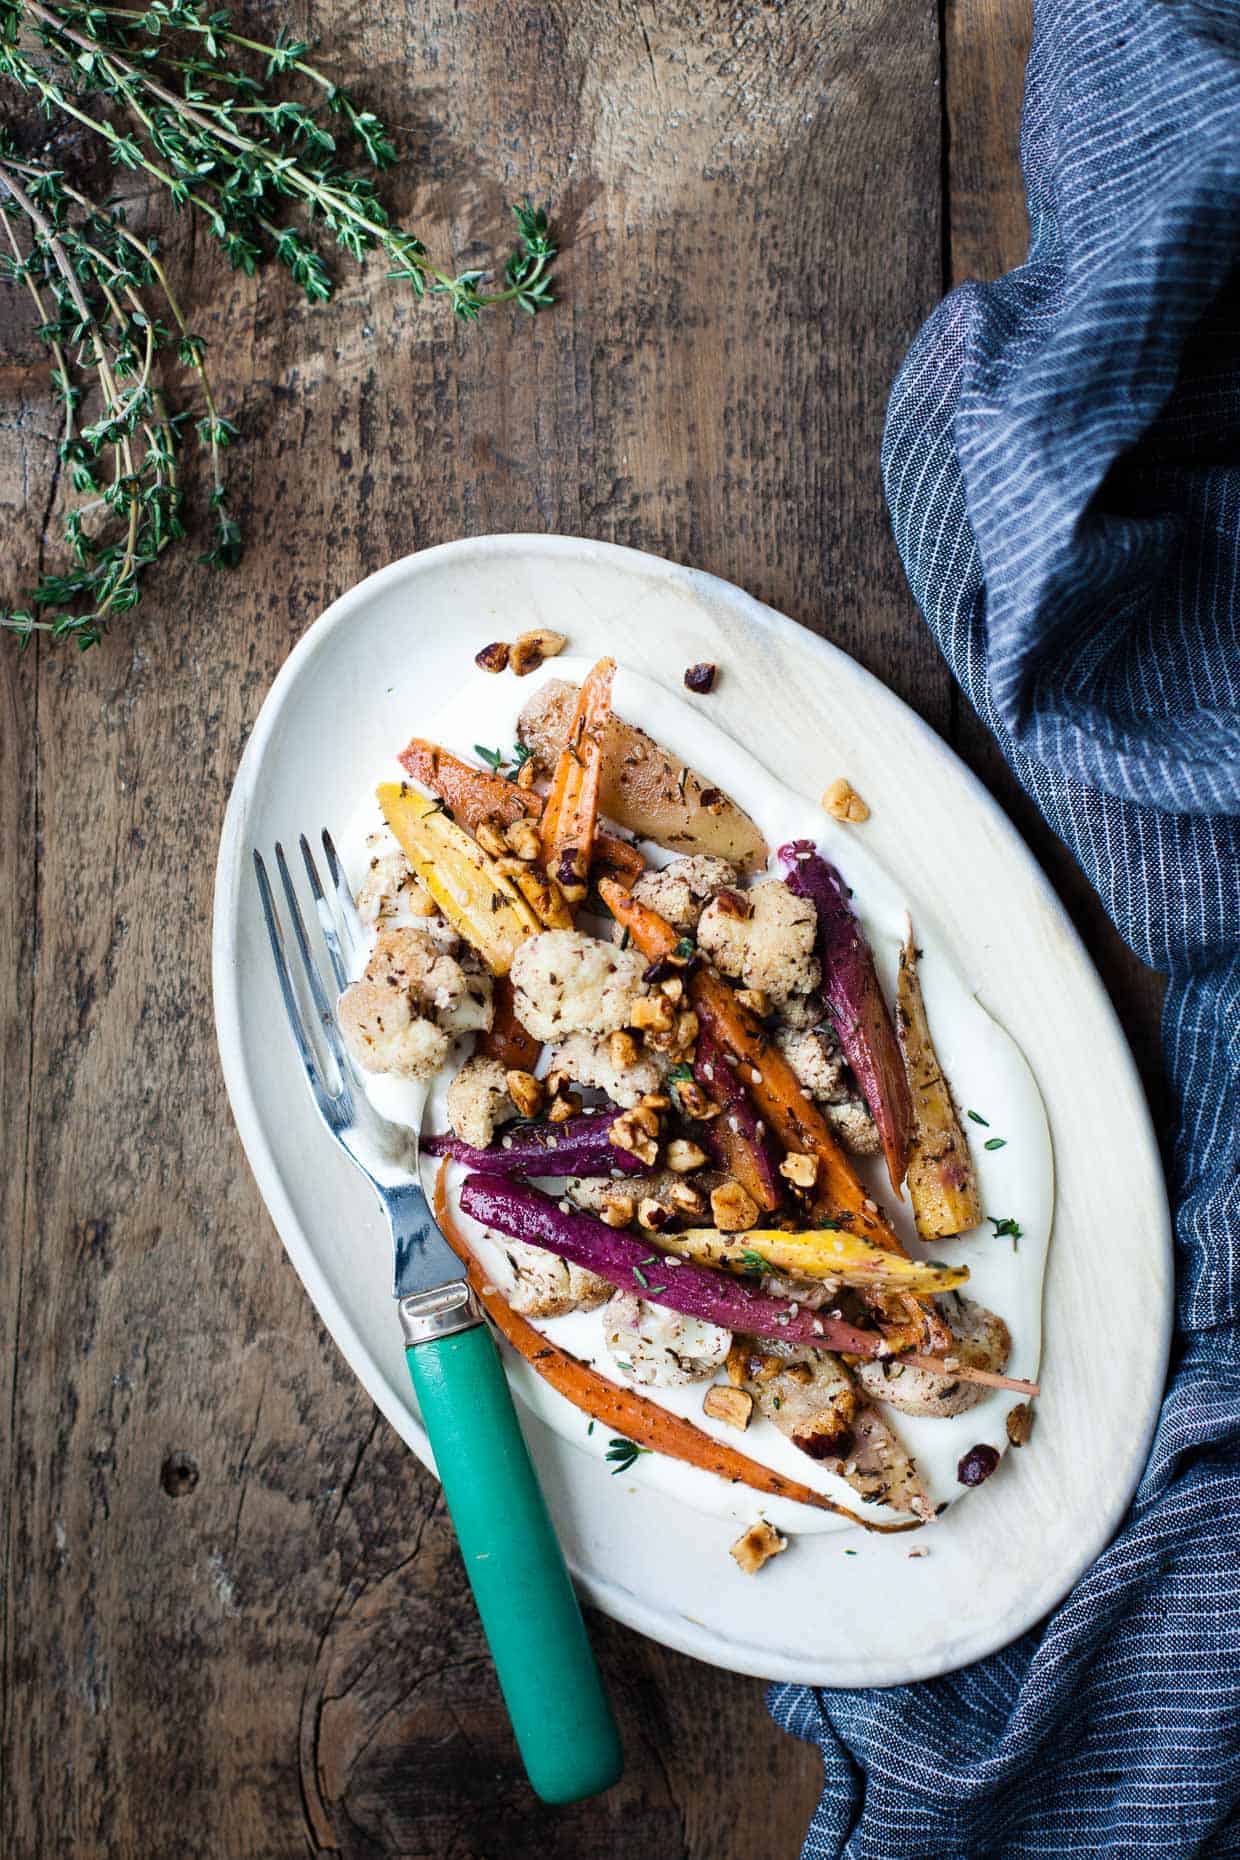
[769,4,1240,1854]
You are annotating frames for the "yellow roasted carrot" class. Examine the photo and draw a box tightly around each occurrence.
[378,782,539,974]
[659,1227,969,1296]
[896,925,983,1238]
[433,1165,919,1533]
[540,657,615,899]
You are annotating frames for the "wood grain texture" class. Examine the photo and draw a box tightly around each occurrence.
[0,0,1163,1855]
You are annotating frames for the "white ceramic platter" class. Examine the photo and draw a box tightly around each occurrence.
[213,534,1171,1687]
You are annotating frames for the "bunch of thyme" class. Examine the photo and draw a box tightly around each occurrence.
[0,0,557,647]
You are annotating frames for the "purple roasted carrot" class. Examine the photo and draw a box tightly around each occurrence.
[458,1173,885,1356]
[424,1106,644,1177]
[691,1026,783,1211]
[779,841,913,1195]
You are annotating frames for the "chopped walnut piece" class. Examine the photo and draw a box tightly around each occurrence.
[666,1138,708,1174]
[638,1092,672,1114]
[475,819,508,857]
[703,1385,753,1431]
[609,1029,639,1070]
[729,1518,787,1575]
[515,758,538,791]
[510,628,568,676]
[671,1075,720,1120]
[475,641,510,674]
[1006,1402,1035,1447]
[599,1192,636,1228]
[504,818,542,862]
[660,975,685,1004]
[735,987,771,1017]
[547,1091,583,1124]
[505,1069,544,1119]
[779,1151,818,1190]
[711,1181,759,1232]
[637,1197,674,1233]
[631,993,676,1034]
[610,1111,659,1167]
[822,777,870,824]
[668,1181,706,1218]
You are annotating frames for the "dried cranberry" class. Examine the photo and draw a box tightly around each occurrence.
[684,661,717,694]
[957,1443,1000,1487]
[643,956,675,983]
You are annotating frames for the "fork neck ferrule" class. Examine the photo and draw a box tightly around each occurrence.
[398,1281,484,1347]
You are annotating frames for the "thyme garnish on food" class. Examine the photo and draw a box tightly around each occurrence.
[605,1436,650,1476]
[0,0,558,647]
[988,1214,1022,1251]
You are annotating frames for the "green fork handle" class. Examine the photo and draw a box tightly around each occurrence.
[404,1319,623,1804]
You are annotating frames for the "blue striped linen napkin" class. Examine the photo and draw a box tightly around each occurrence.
[769,3,1240,1855]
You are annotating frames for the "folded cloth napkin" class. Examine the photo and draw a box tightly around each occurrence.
[770,3,1240,1855]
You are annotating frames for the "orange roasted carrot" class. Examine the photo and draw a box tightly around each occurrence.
[400,734,643,889]
[540,658,615,899]
[600,879,898,1248]
[477,975,542,1073]
[398,740,538,832]
[600,879,952,1352]
[433,1164,919,1534]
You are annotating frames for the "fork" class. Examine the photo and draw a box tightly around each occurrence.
[254,829,622,1804]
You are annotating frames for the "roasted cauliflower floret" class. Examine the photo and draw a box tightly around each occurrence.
[365,928,492,1034]
[698,880,820,1005]
[551,1030,668,1108]
[824,1098,881,1155]
[338,982,449,1080]
[446,1055,518,1150]
[509,930,649,1041]
[627,855,737,935]
[775,1025,880,1154]
[603,1292,732,1387]
[776,1026,848,1100]
[355,829,436,928]
[853,1294,1011,1418]
[501,1239,613,1318]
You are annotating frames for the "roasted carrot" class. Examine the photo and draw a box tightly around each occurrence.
[433,1164,920,1534]
[398,739,538,831]
[400,733,643,890]
[599,878,953,1354]
[600,879,900,1248]
[477,975,542,1072]
[540,657,615,899]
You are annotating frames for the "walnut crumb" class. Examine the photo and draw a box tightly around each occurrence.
[505,1069,543,1119]
[510,628,568,676]
[779,1151,818,1189]
[822,777,870,823]
[1006,1402,1035,1447]
[704,1385,753,1430]
[475,641,509,674]
[730,1518,787,1575]
[711,1180,759,1232]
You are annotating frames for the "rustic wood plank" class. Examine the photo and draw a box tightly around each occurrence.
[0,0,948,1853]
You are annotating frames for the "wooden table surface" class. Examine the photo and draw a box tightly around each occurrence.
[1,2,1167,1855]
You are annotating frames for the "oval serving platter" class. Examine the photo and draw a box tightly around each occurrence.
[213,534,1171,1687]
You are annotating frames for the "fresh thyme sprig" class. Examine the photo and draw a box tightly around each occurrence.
[0,0,558,647]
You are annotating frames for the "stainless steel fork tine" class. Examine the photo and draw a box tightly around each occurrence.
[274,842,350,1092]
[254,849,334,1118]
[321,827,362,967]
[300,833,350,993]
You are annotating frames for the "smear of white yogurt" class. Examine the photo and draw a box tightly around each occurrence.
[342,656,1054,1536]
